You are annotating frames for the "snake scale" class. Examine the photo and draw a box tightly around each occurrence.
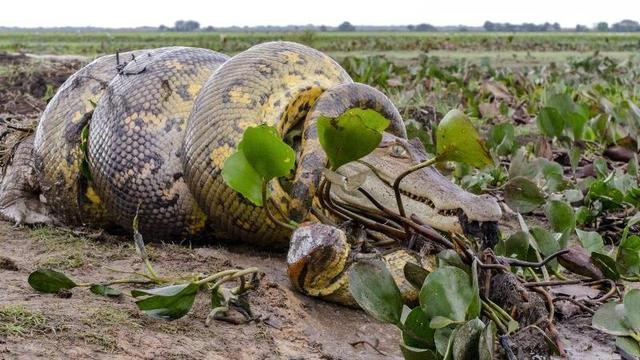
[2,41,502,305]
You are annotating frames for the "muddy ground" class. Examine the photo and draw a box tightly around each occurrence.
[0,222,406,359]
[0,53,619,359]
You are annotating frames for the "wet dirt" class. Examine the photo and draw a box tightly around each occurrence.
[0,222,402,359]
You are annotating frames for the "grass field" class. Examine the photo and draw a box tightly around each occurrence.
[1,31,640,56]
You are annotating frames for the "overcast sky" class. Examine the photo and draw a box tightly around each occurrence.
[2,0,638,28]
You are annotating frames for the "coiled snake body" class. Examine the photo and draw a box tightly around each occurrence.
[2,41,502,305]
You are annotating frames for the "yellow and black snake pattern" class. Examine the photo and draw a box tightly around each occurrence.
[88,47,228,238]
[26,41,429,304]
[34,50,147,227]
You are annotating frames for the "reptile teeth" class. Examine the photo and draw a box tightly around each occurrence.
[399,189,462,217]
[399,189,435,208]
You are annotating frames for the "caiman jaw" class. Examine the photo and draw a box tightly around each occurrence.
[330,133,502,238]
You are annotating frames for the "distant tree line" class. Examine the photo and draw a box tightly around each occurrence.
[407,24,438,32]
[153,19,640,33]
[483,21,561,32]
[338,21,437,32]
[158,20,215,32]
[483,19,640,32]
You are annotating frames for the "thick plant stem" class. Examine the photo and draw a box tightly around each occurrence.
[209,267,259,290]
[76,278,157,287]
[262,181,296,231]
[319,178,406,239]
[484,298,517,327]
[482,301,508,333]
[195,267,259,286]
[392,157,438,218]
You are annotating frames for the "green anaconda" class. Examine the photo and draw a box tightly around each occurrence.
[0,41,502,305]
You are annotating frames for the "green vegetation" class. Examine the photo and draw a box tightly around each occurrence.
[0,305,46,336]
[2,31,640,56]
[221,47,640,357]
[27,218,260,324]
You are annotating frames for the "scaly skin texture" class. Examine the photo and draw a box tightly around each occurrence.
[287,223,435,307]
[2,42,502,306]
[33,50,147,227]
[183,41,352,246]
[288,82,407,223]
[88,47,228,239]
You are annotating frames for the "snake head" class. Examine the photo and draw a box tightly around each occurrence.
[286,222,351,298]
[331,133,502,241]
[286,222,433,306]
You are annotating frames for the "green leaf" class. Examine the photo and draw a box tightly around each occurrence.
[569,147,581,174]
[504,177,545,213]
[28,269,77,293]
[629,156,639,177]
[241,125,296,180]
[401,305,412,324]
[616,337,640,357]
[430,316,458,329]
[488,123,517,156]
[624,289,640,333]
[90,284,122,297]
[404,262,430,290]
[467,260,481,320]
[564,189,584,203]
[420,267,473,324]
[317,108,390,170]
[436,109,493,169]
[434,326,455,356]
[539,159,567,192]
[617,235,640,277]
[592,301,631,336]
[348,258,403,325]
[565,112,588,140]
[591,252,620,281]
[587,179,625,210]
[622,216,640,243]
[400,344,439,360]
[452,318,485,360]
[211,287,224,308]
[529,227,561,271]
[594,158,609,179]
[496,231,529,260]
[537,107,564,138]
[403,307,436,349]
[626,188,640,207]
[547,93,577,115]
[442,325,460,360]
[221,149,264,206]
[478,320,496,360]
[436,250,470,273]
[544,200,576,233]
[222,125,296,206]
[576,229,604,254]
[508,147,538,179]
[132,283,199,321]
